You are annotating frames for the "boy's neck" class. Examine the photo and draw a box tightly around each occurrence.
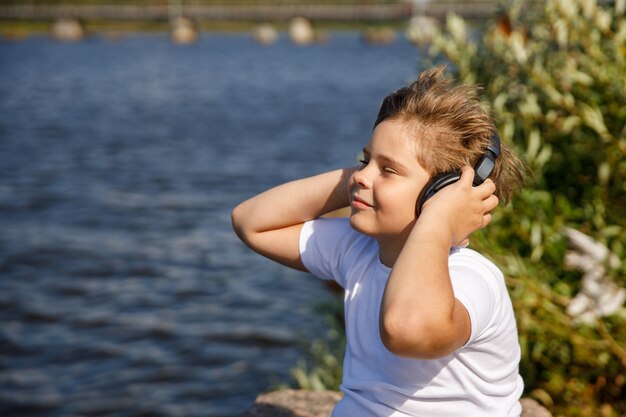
[377,232,411,268]
[378,247,399,268]
[377,221,456,268]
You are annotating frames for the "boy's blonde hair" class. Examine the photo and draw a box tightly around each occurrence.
[374,66,525,203]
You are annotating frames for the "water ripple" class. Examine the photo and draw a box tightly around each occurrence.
[0,32,421,416]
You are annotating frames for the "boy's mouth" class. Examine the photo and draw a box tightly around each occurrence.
[351,194,373,209]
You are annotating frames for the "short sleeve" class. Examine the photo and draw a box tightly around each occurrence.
[449,250,502,345]
[299,217,357,287]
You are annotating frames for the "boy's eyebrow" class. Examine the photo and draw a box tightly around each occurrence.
[362,147,408,171]
[380,155,408,171]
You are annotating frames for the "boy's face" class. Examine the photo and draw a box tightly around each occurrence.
[348,119,430,240]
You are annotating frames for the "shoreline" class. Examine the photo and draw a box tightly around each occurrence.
[0,19,411,43]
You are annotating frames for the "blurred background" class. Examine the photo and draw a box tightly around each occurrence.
[1,1,625,417]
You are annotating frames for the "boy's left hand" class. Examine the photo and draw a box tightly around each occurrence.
[418,166,498,246]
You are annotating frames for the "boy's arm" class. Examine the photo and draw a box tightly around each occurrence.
[231,168,354,271]
[380,167,498,359]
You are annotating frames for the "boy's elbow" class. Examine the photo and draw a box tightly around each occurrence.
[379,314,458,360]
[231,204,251,243]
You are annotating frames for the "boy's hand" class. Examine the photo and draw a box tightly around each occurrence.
[418,166,498,246]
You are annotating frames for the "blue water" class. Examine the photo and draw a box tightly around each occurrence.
[0,32,422,416]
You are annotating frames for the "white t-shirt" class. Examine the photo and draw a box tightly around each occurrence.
[299,217,524,417]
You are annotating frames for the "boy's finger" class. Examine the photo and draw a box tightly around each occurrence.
[459,166,475,185]
[478,178,496,197]
[484,194,499,211]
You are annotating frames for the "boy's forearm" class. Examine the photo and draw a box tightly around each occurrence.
[380,220,467,358]
[232,168,354,236]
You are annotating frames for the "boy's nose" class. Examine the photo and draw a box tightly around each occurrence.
[352,167,373,188]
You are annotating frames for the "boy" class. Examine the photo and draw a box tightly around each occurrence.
[232,66,526,417]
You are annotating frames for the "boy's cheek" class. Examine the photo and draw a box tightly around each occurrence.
[384,186,422,211]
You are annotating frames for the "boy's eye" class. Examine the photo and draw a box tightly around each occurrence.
[383,166,397,175]
[359,159,369,165]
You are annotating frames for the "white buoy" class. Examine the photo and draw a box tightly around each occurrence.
[170,16,198,44]
[288,17,315,45]
[51,18,85,42]
[253,24,279,45]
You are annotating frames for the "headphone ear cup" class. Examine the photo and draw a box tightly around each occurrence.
[473,155,496,186]
[416,171,462,215]
[416,133,500,215]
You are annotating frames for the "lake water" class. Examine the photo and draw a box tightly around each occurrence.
[0,32,422,416]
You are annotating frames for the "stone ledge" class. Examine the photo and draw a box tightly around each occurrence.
[239,389,552,417]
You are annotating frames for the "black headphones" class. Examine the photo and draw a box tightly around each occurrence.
[416,132,501,215]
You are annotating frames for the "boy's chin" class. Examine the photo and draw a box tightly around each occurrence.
[349,214,378,237]
[349,213,414,240]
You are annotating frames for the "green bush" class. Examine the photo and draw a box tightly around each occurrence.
[425,0,626,415]
[293,1,626,416]
[290,297,345,391]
